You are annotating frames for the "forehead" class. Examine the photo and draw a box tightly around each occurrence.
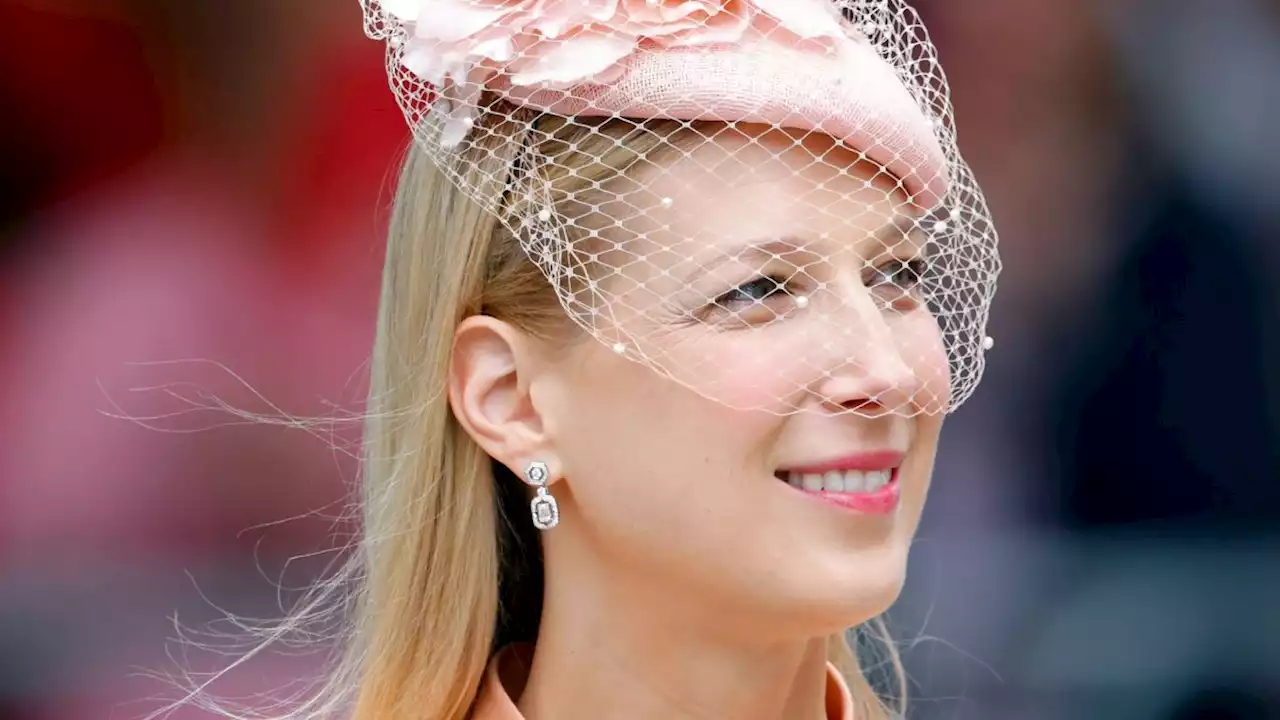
[625,128,912,247]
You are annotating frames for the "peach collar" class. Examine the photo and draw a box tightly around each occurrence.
[471,644,854,720]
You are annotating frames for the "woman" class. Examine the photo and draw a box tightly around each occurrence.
[183,1,999,718]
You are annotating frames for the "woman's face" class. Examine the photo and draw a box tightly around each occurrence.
[532,129,950,636]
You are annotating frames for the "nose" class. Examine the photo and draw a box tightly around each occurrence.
[811,285,924,415]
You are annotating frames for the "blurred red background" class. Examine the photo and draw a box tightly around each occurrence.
[1,2,1277,719]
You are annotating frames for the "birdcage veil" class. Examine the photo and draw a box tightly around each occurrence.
[360,0,1000,416]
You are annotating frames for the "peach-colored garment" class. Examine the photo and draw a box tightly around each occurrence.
[471,644,854,720]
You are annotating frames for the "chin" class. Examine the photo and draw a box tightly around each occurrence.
[762,545,911,638]
[819,571,907,632]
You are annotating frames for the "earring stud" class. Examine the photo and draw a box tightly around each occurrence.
[523,460,559,530]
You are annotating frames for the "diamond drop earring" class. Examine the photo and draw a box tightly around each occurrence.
[523,460,559,530]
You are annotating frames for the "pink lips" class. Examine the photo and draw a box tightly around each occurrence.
[779,451,905,516]
[782,450,906,475]
[802,474,901,515]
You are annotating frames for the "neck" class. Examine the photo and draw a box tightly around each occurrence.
[516,549,836,720]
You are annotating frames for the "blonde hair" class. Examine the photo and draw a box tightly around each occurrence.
[168,105,906,720]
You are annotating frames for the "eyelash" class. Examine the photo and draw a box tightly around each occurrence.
[712,274,794,310]
[702,258,927,322]
[867,258,927,296]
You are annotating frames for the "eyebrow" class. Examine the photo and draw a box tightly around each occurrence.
[877,213,925,246]
[690,213,923,276]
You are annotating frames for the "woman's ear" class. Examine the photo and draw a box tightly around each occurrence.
[448,315,555,474]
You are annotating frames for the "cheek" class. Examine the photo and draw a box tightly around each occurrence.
[634,327,820,412]
[898,313,952,414]
[642,314,953,414]
[675,342,813,411]
[899,411,943,534]
[550,346,781,547]
[560,348,777,476]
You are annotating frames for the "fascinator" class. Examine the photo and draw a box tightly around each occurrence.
[361,0,1000,414]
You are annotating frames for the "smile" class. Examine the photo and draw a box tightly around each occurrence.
[773,451,905,515]
[781,468,892,493]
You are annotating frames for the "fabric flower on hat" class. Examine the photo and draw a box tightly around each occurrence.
[379,0,854,145]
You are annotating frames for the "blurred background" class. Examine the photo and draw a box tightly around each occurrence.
[0,1,1276,718]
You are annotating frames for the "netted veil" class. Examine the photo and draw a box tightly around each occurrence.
[360,0,999,416]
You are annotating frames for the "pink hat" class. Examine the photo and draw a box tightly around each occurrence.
[379,0,948,206]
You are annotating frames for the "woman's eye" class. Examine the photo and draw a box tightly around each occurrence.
[698,274,800,325]
[867,258,927,307]
[869,258,925,289]
[714,276,788,309]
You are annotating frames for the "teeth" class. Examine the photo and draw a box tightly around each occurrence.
[864,469,890,491]
[785,468,894,493]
